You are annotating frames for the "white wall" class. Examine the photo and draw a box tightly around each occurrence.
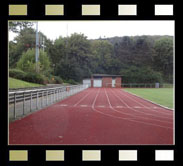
[83,79,91,87]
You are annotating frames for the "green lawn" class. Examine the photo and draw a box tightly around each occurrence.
[124,88,174,109]
[9,77,42,89]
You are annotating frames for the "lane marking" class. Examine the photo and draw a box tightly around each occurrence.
[73,89,94,107]
[116,106,124,108]
[134,106,141,108]
[108,88,172,121]
[111,88,172,119]
[60,104,68,107]
[105,88,173,125]
[91,88,172,130]
[80,105,88,107]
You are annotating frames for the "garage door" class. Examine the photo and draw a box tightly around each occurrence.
[112,79,116,87]
[93,79,102,87]
[83,79,91,87]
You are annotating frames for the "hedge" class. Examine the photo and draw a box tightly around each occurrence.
[24,72,47,85]
[9,69,48,85]
[9,69,26,80]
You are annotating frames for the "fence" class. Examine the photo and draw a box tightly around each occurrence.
[122,83,173,88]
[9,84,87,121]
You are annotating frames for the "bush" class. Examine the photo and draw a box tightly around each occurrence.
[66,79,78,85]
[9,69,26,80]
[47,75,63,84]
[24,72,47,85]
[17,48,51,75]
[53,76,63,84]
[120,66,163,83]
[9,68,50,85]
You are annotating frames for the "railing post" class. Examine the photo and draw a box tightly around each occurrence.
[52,90,54,103]
[14,93,16,119]
[53,90,54,102]
[23,92,25,115]
[30,91,32,112]
[54,89,56,102]
[41,91,43,107]
[36,90,38,109]
[47,90,48,105]
[57,89,58,100]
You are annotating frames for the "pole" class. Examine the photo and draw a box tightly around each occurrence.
[35,22,39,72]
[43,36,45,52]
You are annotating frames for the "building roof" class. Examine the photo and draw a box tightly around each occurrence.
[92,74,123,77]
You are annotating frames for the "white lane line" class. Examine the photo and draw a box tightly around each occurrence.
[105,88,113,109]
[80,105,88,107]
[116,106,124,108]
[73,89,93,107]
[60,104,68,107]
[109,88,173,121]
[91,88,136,120]
[134,106,141,108]
[105,88,173,124]
[91,88,172,130]
[91,88,100,108]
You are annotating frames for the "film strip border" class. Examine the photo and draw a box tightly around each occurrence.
[8,149,175,162]
[7,3,175,17]
[2,1,179,166]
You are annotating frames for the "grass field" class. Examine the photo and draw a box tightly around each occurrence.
[9,77,42,89]
[124,88,174,109]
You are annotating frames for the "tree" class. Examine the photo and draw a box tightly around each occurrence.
[120,66,163,83]
[9,21,33,33]
[47,37,66,71]
[153,37,173,82]
[17,49,51,75]
[90,40,114,74]
[55,33,92,81]
[9,27,50,68]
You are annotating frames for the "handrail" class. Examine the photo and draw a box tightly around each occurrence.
[9,84,88,121]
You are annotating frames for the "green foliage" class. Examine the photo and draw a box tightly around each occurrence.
[53,76,63,84]
[9,68,48,85]
[17,48,51,75]
[153,37,173,83]
[9,27,50,68]
[48,76,63,84]
[24,72,47,85]
[120,66,163,83]
[91,40,114,74]
[9,24,173,84]
[9,68,26,80]
[65,79,78,85]
[54,33,92,81]
[9,21,33,33]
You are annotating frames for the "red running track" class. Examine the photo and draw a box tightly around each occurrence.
[9,88,173,145]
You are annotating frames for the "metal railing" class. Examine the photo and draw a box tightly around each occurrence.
[9,84,88,121]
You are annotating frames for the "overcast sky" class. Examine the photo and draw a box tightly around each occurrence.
[9,21,174,41]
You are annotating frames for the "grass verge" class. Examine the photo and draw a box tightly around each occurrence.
[124,88,174,109]
[9,77,42,89]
